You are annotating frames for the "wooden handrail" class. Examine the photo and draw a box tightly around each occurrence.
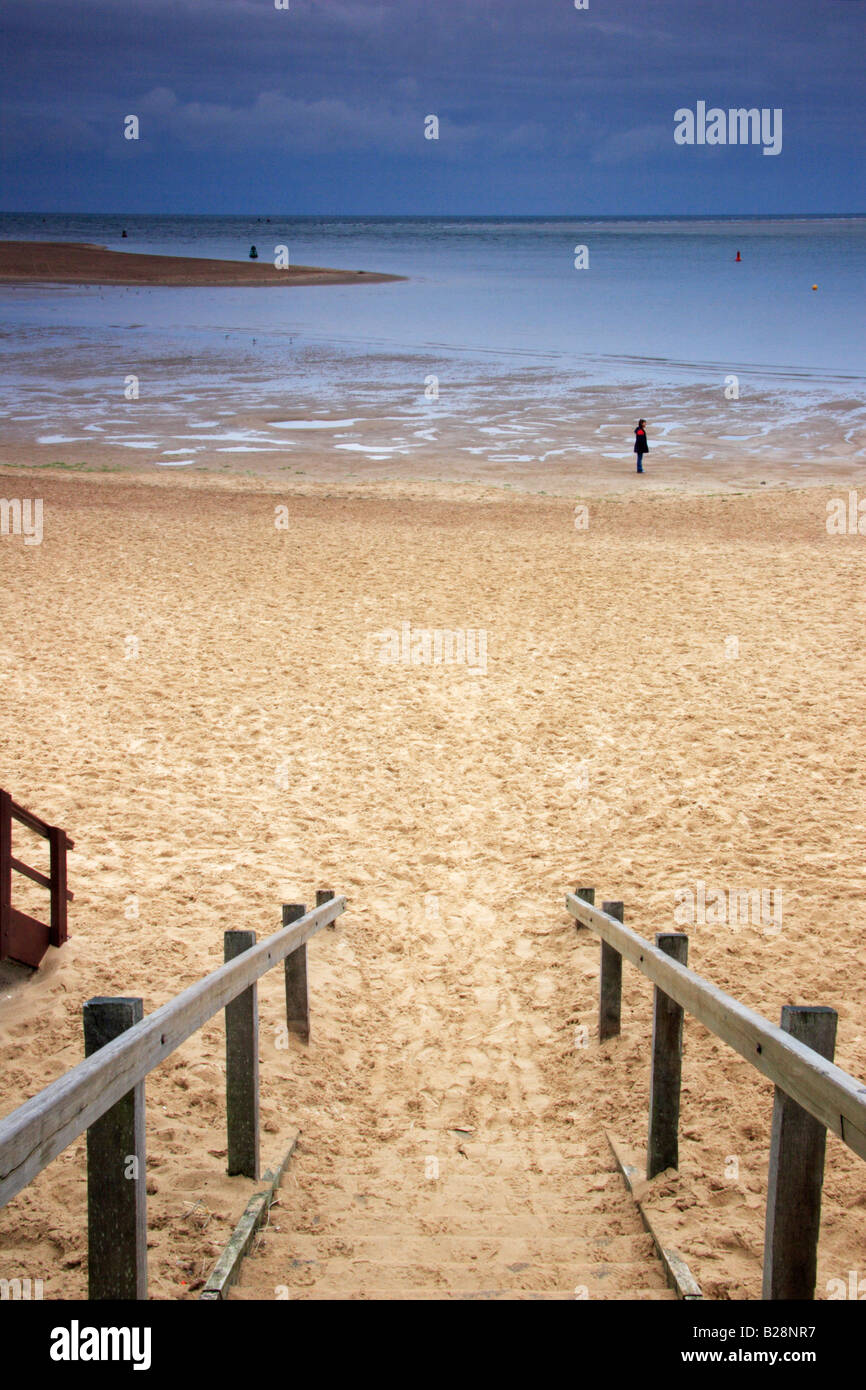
[9,799,53,839]
[10,855,71,896]
[0,893,346,1209]
[566,890,866,1161]
[8,796,74,848]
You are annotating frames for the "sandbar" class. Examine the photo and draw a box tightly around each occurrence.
[0,239,405,287]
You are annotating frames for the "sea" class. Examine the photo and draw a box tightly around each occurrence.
[0,213,864,469]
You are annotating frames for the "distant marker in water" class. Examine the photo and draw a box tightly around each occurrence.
[735,250,741,261]
[812,284,818,291]
[249,245,258,259]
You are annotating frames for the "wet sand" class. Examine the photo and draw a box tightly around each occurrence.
[1,416,863,496]
[1,362,861,493]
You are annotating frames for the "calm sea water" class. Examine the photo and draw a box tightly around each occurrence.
[0,214,863,468]
[2,212,864,372]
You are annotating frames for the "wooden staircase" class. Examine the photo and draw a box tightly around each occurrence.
[0,789,73,969]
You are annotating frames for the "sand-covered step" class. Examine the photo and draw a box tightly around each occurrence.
[231,1259,672,1296]
[283,1171,627,1201]
[282,1211,646,1238]
[256,1232,658,1264]
[278,1189,633,1220]
[230,1286,679,1301]
[291,1148,606,1175]
[278,1212,650,1245]
[283,1174,624,1192]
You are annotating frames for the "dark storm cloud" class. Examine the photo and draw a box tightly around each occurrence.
[1,0,863,212]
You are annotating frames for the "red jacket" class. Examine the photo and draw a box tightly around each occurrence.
[634,428,649,454]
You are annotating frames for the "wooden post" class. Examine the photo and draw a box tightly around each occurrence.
[317,887,336,929]
[0,790,11,961]
[647,932,688,1179]
[224,930,260,1180]
[48,825,68,947]
[762,1005,837,1300]
[599,900,623,1042]
[83,997,147,1300]
[283,904,310,1044]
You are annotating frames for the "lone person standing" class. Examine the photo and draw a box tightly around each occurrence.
[634,419,649,473]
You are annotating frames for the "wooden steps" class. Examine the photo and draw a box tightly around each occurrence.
[228,1140,678,1301]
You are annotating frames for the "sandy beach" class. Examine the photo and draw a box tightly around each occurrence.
[2,0,864,1327]
[1,465,864,1299]
[0,240,404,287]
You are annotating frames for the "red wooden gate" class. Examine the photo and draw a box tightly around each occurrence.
[0,789,73,968]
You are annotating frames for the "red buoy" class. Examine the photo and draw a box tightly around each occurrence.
[735,251,741,262]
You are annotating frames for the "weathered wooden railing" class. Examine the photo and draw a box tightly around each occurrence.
[0,789,73,968]
[566,887,866,1302]
[0,888,346,1298]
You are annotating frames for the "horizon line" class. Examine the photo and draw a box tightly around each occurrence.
[2,210,865,220]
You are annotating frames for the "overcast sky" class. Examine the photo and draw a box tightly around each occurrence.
[1,0,863,214]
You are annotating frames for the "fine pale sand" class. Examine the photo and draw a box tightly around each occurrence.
[0,240,404,287]
[0,468,864,1299]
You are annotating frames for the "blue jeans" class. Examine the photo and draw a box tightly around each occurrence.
[635,453,644,472]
